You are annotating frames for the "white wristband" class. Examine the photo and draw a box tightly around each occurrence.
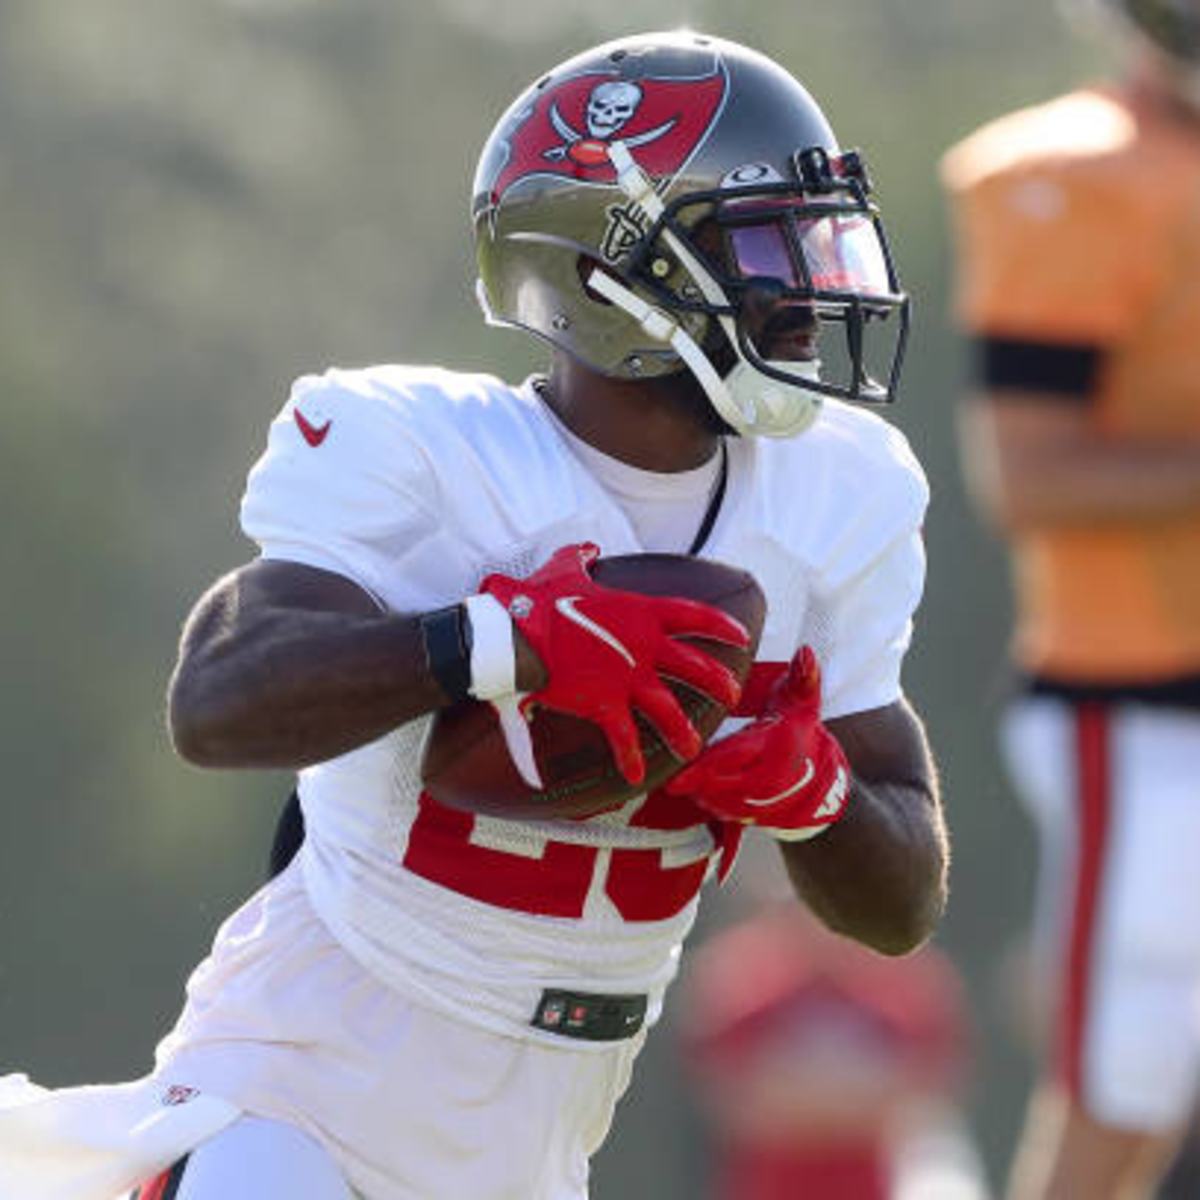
[464,593,517,700]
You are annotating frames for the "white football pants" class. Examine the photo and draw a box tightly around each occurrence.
[173,1116,354,1199]
[1003,696,1200,1130]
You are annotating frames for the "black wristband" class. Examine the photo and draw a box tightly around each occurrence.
[419,604,472,703]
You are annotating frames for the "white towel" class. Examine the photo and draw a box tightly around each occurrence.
[0,1073,240,1200]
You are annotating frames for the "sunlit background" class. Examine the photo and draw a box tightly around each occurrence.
[0,1,1108,1193]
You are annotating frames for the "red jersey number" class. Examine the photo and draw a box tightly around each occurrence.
[402,790,715,921]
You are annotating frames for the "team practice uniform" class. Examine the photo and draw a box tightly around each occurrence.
[0,24,938,1200]
[0,364,926,1200]
[942,86,1200,1129]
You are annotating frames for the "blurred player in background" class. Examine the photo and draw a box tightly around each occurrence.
[941,2,1200,1196]
[679,842,989,1200]
[0,30,947,1200]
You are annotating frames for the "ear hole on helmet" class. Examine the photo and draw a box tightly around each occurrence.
[577,255,616,306]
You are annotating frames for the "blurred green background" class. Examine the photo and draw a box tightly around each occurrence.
[0,0,1106,1193]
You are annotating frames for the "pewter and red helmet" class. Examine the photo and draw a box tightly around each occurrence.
[472,30,909,438]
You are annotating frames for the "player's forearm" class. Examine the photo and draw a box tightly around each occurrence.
[961,392,1200,528]
[990,443,1200,527]
[168,608,445,768]
[168,607,545,770]
[777,778,949,956]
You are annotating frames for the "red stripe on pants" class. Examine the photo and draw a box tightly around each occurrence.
[133,1157,188,1200]
[132,1171,170,1200]
[1055,703,1111,1101]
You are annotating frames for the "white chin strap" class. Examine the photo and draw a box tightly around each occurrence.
[589,140,823,439]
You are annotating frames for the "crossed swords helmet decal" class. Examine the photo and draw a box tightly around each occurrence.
[545,80,680,166]
[472,31,909,437]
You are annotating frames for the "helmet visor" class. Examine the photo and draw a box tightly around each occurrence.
[725,207,894,304]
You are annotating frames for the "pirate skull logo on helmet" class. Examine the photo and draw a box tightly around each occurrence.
[586,82,644,138]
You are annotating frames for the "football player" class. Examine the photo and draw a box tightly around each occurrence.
[679,881,984,1200]
[0,31,947,1200]
[942,2,1200,1197]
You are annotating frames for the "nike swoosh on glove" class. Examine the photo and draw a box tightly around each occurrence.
[481,543,750,785]
[665,646,851,841]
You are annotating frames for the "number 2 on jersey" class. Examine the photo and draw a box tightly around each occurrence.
[402,789,717,921]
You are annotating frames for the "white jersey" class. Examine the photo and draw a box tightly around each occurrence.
[239,364,928,1043]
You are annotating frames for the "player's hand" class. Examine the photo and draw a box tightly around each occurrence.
[665,647,851,840]
[481,543,750,785]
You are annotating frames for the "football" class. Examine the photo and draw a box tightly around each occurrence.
[420,554,766,820]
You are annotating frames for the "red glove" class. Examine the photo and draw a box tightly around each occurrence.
[665,646,851,840]
[481,543,750,785]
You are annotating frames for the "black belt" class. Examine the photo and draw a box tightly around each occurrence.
[1022,672,1200,710]
[531,989,647,1042]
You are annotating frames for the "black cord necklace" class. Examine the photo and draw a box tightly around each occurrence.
[687,439,728,556]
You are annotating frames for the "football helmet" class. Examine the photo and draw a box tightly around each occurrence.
[471,31,909,438]
[1110,0,1200,61]
[1082,0,1200,104]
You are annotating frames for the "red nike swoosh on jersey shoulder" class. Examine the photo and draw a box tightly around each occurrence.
[293,408,332,447]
